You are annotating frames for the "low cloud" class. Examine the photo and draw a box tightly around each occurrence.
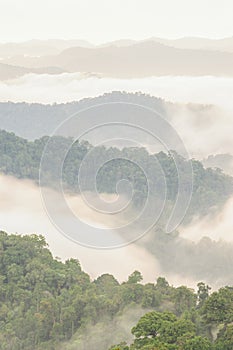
[180,196,233,242]
[0,174,160,283]
[1,74,233,158]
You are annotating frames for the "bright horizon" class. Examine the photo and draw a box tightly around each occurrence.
[1,35,233,46]
[1,0,233,44]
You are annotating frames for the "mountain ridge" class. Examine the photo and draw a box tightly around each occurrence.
[2,40,233,79]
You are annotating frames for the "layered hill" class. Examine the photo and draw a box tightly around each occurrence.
[2,40,233,79]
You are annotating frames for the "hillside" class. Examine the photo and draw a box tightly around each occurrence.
[0,232,233,350]
[0,92,167,139]
[0,129,232,220]
[0,91,216,141]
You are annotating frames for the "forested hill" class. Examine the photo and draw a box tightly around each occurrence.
[0,129,232,220]
[0,232,233,350]
[0,92,166,140]
[0,91,213,140]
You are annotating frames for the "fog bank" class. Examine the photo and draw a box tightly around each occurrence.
[180,196,233,242]
[1,74,233,109]
[0,174,160,283]
[1,74,233,158]
[1,173,233,288]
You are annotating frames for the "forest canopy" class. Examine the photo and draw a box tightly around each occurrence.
[0,232,233,350]
[0,129,232,222]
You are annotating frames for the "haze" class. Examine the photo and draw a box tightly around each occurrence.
[1,0,233,43]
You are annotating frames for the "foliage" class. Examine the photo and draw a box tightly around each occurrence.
[0,130,232,222]
[0,232,233,349]
[111,309,213,349]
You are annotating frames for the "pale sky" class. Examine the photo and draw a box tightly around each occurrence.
[0,0,233,43]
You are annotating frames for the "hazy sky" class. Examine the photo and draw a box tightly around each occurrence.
[1,0,233,43]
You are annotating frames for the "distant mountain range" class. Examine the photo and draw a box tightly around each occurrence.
[1,37,233,80]
[0,62,66,80]
[146,36,233,52]
[1,36,233,56]
[0,39,93,58]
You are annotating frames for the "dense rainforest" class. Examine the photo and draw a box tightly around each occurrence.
[0,129,232,221]
[0,232,233,350]
[1,129,233,285]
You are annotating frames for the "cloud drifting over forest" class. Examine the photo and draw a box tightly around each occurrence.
[0,73,233,108]
[0,174,160,283]
[1,74,233,158]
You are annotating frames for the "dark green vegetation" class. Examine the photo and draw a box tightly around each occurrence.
[1,129,233,285]
[0,232,233,350]
[0,129,232,220]
[110,284,233,349]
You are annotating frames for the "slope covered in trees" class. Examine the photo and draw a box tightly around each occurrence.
[0,129,232,221]
[0,232,233,350]
[1,130,233,286]
[0,92,214,140]
[0,92,166,139]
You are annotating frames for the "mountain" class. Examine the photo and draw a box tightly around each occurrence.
[2,37,233,60]
[0,91,216,141]
[0,128,232,221]
[1,92,167,140]
[0,62,30,80]
[3,41,233,78]
[99,39,136,47]
[0,62,66,80]
[102,36,233,53]
[152,36,233,53]
[0,39,93,59]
